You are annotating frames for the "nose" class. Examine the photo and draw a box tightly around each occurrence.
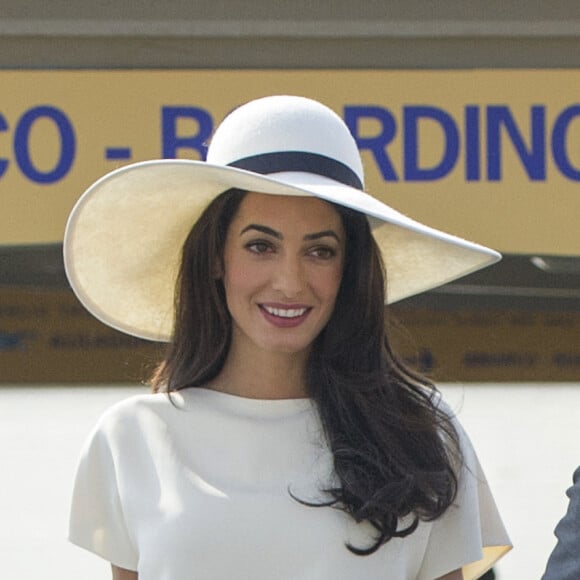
[271,254,305,298]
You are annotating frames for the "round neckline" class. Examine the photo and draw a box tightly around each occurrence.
[180,387,314,416]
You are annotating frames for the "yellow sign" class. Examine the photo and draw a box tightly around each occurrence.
[392,306,580,383]
[2,69,580,254]
[2,287,580,383]
[0,287,160,383]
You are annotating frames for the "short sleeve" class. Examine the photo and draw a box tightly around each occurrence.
[417,419,512,580]
[68,416,139,571]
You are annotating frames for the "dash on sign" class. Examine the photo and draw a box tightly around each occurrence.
[105,147,132,161]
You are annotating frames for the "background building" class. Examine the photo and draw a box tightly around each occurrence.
[2,2,580,383]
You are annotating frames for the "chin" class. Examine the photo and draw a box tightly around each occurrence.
[260,338,313,357]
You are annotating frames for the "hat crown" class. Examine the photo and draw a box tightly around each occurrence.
[207,95,364,186]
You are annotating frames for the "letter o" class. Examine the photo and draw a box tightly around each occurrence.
[14,106,75,184]
[552,105,580,180]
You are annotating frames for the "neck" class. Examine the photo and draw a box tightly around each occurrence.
[208,343,309,400]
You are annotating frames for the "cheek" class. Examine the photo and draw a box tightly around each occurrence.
[224,267,247,299]
[223,259,265,302]
[315,266,344,302]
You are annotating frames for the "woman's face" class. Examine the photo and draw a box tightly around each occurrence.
[222,192,345,359]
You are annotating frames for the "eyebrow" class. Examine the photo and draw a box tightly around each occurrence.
[240,224,341,242]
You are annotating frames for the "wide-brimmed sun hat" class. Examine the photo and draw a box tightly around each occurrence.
[64,95,500,342]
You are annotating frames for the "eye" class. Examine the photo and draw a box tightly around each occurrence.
[309,246,337,260]
[246,240,274,254]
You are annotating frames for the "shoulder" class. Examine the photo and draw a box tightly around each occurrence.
[90,391,181,441]
[565,465,580,508]
[97,391,170,420]
[432,393,471,446]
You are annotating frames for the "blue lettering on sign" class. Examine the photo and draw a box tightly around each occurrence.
[344,106,398,181]
[105,147,132,161]
[404,106,459,181]
[162,106,213,160]
[0,112,7,178]
[343,104,562,183]
[465,106,480,181]
[552,105,580,180]
[14,106,76,184]
[2,101,580,186]
[464,351,538,367]
[553,352,580,367]
[486,105,546,181]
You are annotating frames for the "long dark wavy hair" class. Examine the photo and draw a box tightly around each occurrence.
[151,188,462,555]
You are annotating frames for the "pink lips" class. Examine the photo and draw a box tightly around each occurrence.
[259,304,312,328]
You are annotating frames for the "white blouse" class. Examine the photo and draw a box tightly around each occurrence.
[69,388,511,579]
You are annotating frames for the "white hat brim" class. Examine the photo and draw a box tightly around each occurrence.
[64,159,500,341]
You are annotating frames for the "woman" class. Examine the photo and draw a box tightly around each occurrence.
[67,95,511,579]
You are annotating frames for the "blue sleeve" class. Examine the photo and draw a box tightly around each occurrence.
[543,467,580,580]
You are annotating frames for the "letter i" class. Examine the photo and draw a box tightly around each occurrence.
[465,106,480,181]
